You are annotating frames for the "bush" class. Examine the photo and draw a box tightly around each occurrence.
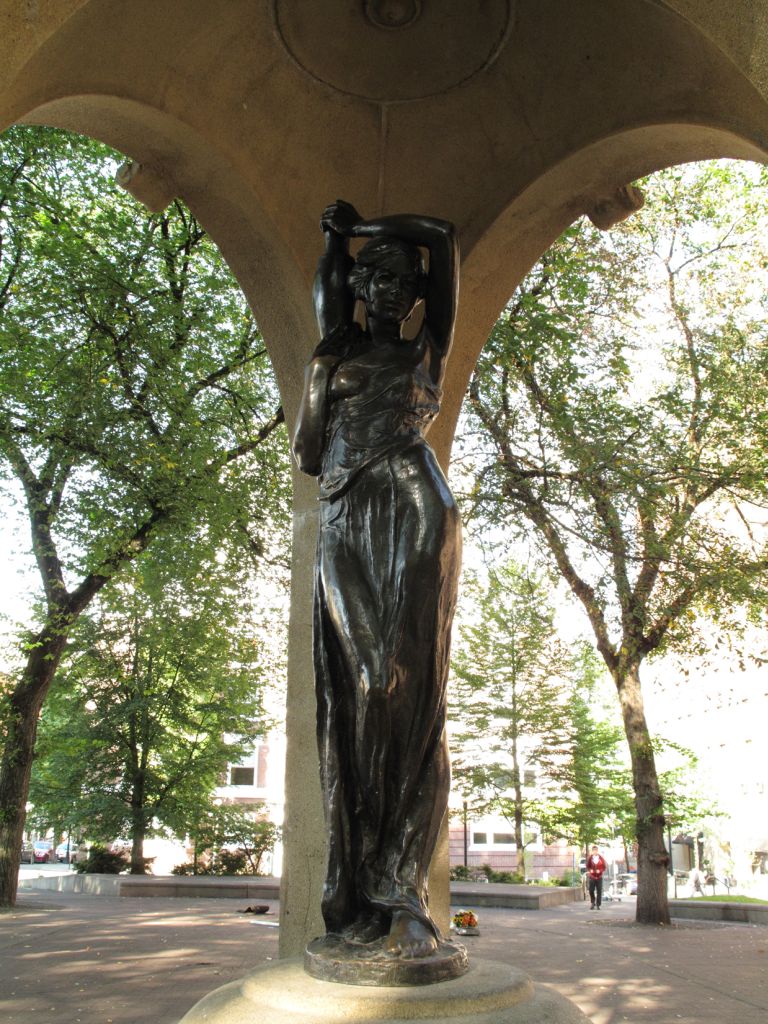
[192,807,280,875]
[491,870,524,884]
[214,849,249,875]
[478,865,524,884]
[558,869,581,887]
[74,845,128,874]
[450,865,472,881]
[171,847,262,877]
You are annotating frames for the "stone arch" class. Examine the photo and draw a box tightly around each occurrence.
[8,93,314,420]
[435,121,768,457]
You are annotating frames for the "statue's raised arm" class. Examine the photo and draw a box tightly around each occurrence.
[294,201,459,477]
[316,199,459,380]
[313,200,357,340]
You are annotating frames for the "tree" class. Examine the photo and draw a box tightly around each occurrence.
[186,803,281,876]
[533,646,634,860]
[449,562,575,875]
[0,126,289,903]
[27,550,272,874]
[460,161,768,923]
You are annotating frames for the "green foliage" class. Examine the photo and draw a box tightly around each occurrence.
[0,126,289,597]
[182,802,281,875]
[558,869,582,887]
[482,867,524,884]
[449,864,471,881]
[450,563,570,870]
[450,563,569,799]
[533,645,635,850]
[449,562,632,866]
[458,160,768,918]
[462,161,768,663]
[73,844,128,874]
[0,125,290,897]
[654,739,722,833]
[28,552,271,856]
[692,895,768,904]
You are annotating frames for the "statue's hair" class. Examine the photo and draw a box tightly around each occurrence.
[347,236,426,300]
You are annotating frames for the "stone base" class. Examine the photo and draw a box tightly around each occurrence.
[304,933,469,987]
[178,957,592,1023]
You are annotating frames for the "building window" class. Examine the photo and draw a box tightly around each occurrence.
[493,832,515,845]
[472,831,488,845]
[230,766,255,786]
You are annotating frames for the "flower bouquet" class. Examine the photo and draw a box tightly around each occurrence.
[450,909,480,936]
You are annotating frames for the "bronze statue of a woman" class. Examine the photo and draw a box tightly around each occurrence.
[293,200,463,982]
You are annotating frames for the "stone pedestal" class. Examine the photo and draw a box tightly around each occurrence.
[178,958,591,1023]
[304,934,469,987]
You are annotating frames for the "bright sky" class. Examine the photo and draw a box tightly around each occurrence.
[0,485,39,673]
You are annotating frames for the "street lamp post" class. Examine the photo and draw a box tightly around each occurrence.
[462,800,468,868]
[666,818,677,898]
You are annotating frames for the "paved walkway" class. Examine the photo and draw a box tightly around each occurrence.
[1,890,766,1023]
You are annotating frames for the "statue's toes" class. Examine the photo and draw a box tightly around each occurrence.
[399,937,437,960]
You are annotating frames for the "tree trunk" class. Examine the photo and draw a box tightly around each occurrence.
[513,786,525,877]
[510,720,525,877]
[0,626,68,906]
[615,663,670,925]
[129,824,146,874]
[129,774,147,874]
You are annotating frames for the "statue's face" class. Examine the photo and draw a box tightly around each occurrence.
[364,253,420,324]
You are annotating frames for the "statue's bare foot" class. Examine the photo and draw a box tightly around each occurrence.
[385,911,438,959]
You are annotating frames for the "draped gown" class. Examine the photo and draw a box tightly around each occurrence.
[313,323,461,941]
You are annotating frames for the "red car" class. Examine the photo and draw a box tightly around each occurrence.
[33,840,53,863]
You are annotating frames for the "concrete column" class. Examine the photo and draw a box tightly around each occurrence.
[279,470,325,957]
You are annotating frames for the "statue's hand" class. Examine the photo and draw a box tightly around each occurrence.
[320,199,361,237]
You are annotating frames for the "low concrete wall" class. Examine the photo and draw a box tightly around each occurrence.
[18,873,122,895]
[670,899,768,925]
[119,876,281,899]
[20,874,576,909]
[450,883,580,910]
[18,873,281,899]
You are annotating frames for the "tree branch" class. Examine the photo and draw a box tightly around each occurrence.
[467,378,618,671]
[222,405,285,464]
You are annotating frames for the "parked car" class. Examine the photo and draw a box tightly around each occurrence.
[20,842,34,864]
[618,871,638,895]
[33,840,54,863]
[55,841,84,863]
[617,872,637,895]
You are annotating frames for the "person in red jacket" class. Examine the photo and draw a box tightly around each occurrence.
[586,845,607,909]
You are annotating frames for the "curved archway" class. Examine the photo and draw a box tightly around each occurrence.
[436,121,768,456]
[11,94,314,421]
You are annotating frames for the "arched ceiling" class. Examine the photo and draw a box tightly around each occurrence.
[18,92,316,417]
[661,0,768,95]
[5,0,768,962]
[2,0,768,438]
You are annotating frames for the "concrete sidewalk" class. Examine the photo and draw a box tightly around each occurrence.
[1,890,766,1024]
